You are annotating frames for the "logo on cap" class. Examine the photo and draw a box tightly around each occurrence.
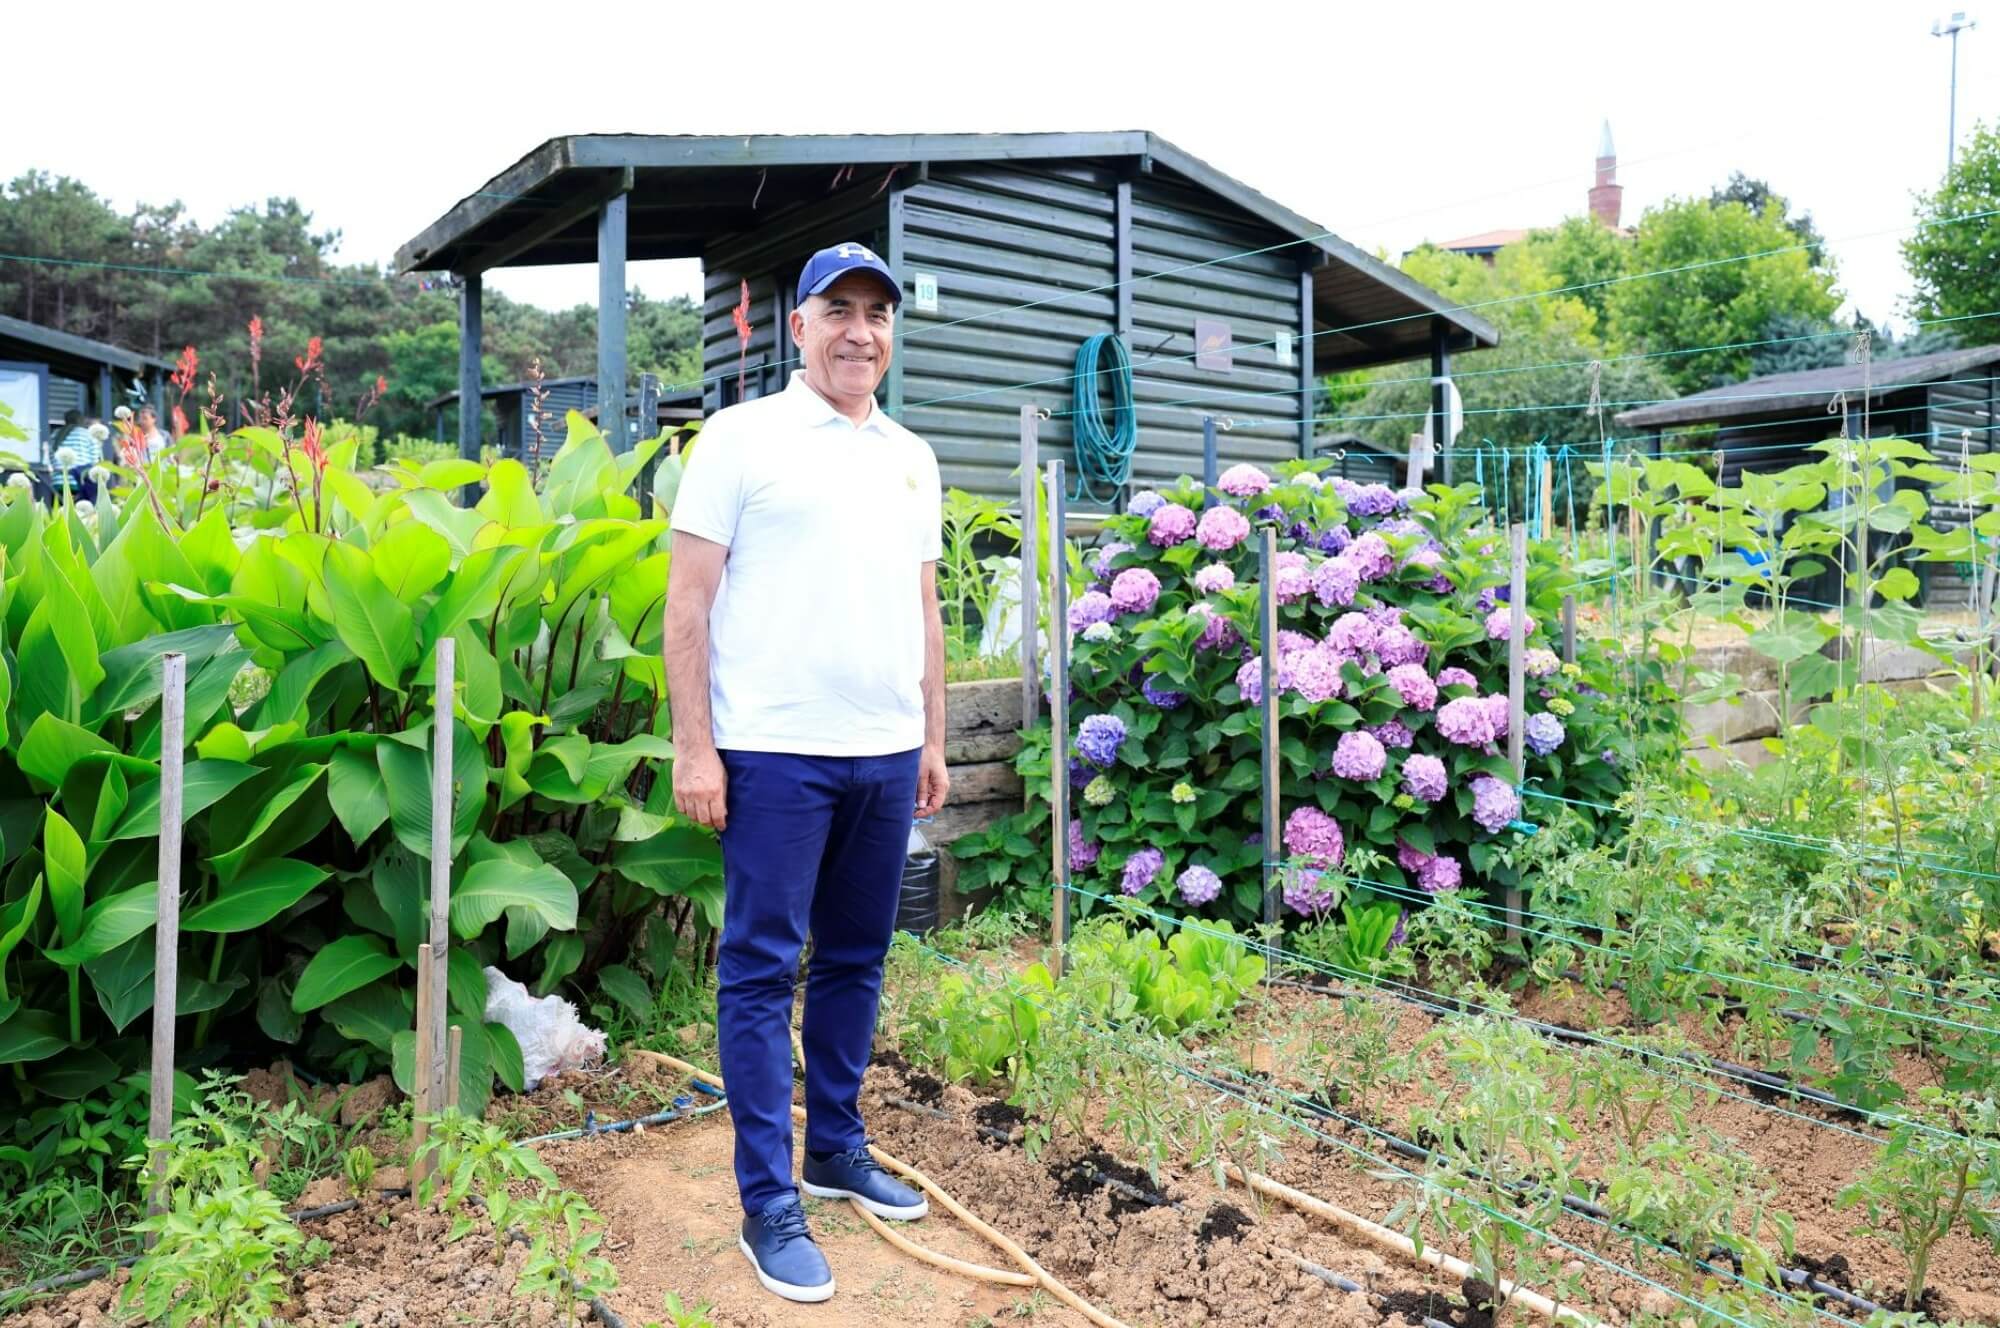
[835,244,879,262]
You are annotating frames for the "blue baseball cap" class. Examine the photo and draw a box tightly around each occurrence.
[796,242,902,307]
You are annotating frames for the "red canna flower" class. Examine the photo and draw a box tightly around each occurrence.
[171,405,190,438]
[299,417,327,472]
[171,345,199,398]
[248,316,264,380]
[294,335,323,376]
[374,374,387,396]
[731,280,752,347]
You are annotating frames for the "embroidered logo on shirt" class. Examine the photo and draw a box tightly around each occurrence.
[905,472,918,491]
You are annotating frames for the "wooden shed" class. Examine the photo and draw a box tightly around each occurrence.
[396,133,1497,505]
[0,313,174,452]
[1616,344,2000,607]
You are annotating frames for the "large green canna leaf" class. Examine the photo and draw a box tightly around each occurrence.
[0,877,41,1000]
[17,715,117,789]
[182,858,328,933]
[449,857,578,940]
[327,744,389,843]
[106,760,259,841]
[488,1021,525,1093]
[175,505,241,594]
[400,489,485,559]
[36,1047,121,1100]
[612,829,724,929]
[321,979,410,1051]
[254,639,357,729]
[476,460,544,531]
[377,721,486,861]
[322,542,416,691]
[44,809,86,945]
[422,544,534,651]
[17,569,104,728]
[417,458,488,493]
[209,762,328,881]
[45,883,156,966]
[292,935,402,1012]
[0,1009,67,1065]
[371,519,453,604]
[88,625,243,727]
[448,947,486,1019]
[370,845,424,959]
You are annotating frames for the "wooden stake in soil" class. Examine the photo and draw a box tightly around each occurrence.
[411,942,436,1180]
[1044,460,1071,979]
[1017,406,1041,748]
[427,640,455,1120]
[1505,523,1528,943]
[1561,595,1577,665]
[445,1024,463,1112]
[146,651,187,1216]
[1539,456,1554,536]
[1257,526,1280,931]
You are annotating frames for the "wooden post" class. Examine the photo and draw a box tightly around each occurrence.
[1258,527,1281,932]
[636,371,660,503]
[1561,595,1578,665]
[146,652,186,1217]
[1539,458,1554,536]
[456,274,483,504]
[1505,525,1528,943]
[411,943,434,1180]
[1405,433,1430,492]
[1018,406,1041,752]
[427,640,455,1121]
[1201,416,1219,505]
[445,1025,464,1112]
[1045,461,1071,979]
[596,192,630,453]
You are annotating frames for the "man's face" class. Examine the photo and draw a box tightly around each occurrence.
[792,271,895,402]
[136,408,156,430]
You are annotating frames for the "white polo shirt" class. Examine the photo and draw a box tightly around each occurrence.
[671,372,943,757]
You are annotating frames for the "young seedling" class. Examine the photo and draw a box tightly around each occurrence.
[1566,1029,1702,1159]
[1837,1089,2000,1311]
[1602,1131,1795,1296]
[516,1187,619,1323]
[414,1109,559,1266]
[646,1291,720,1328]
[342,1144,377,1198]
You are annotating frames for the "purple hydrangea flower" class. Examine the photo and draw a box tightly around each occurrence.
[1253,503,1285,523]
[1235,654,1295,704]
[1282,866,1339,917]
[1128,491,1167,518]
[1109,567,1162,615]
[1401,753,1448,803]
[1286,520,1314,543]
[1147,501,1197,547]
[1436,695,1499,747]
[1193,563,1236,594]
[1273,551,1312,604]
[1068,590,1114,634]
[1483,693,1511,740]
[1076,713,1127,768]
[1196,504,1251,552]
[1418,854,1463,894]
[1524,711,1566,756]
[1275,629,1316,657]
[1121,846,1164,896]
[1387,909,1408,951]
[1525,648,1561,678]
[1396,839,1430,872]
[1092,541,1134,581]
[1192,603,1242,652]
[1141,674,1187,709]
[1470,774,1521,833]
[1601,748,1618,765]
[1348,483,1399,517]
[1217,463,1273,498]
[1328,476,1361,503]
[1312,556,1360,608]
[1474,587,1501,613]
[1404,547,1444,575]
[1176,864,1223,905]
[1485,606,1538,642]
[1436,666,1478,691]
[1386,663,1438,711]
[1375,624,1428,668]
[1283,805,1345,866]
[1327,611,1378,657]
[1371,719,1414,749]
[1316,524,1353,556]
[1346,532,1394,581]
[1424,572,1454,594]
[1288,647,1344,703]
[1068,819,1098,871]
[1331,730,1387,781]
[1069,756,1093,790]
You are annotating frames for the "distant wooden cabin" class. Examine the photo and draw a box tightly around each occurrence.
[0,313,174,455]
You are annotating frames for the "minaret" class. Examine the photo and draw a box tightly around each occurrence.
[1589,119,1623,229]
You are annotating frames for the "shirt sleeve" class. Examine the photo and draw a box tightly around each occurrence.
[914,440,943,564]
[670,417,743,548]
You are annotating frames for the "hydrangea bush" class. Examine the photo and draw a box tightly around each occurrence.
[956,464,1677,929]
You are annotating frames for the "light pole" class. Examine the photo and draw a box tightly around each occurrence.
[1933,11,1978,170]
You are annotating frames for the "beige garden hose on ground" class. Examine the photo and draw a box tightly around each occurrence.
[630,1049,1129,1327]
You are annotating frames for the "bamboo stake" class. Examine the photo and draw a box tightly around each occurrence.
[1018,405,1040,767]
[1045,461,1070,979]
[145,652,186,1221]
[1506,524,1528,943]
[427,640,455,1123]
[446,1025,463,1112]
[411,943,435,1181]
[1258,526,1280,933]
[1539,457,1554,535]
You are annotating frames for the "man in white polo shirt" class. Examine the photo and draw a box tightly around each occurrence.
[663,243,948,1304]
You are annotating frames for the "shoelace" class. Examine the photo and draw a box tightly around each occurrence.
[826,1145,883,1176]
[760,1202,812,1244]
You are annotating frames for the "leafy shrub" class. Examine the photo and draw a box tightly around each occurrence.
[1067,916,1263,1034]
[0,403,717,1163]
[1838,1089,2000,1310]
[956,467,1675,930]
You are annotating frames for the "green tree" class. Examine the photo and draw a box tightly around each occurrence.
[1520,216,1631,327]
[1606,195,1840,393]
[1904,119,2000,326]
[1709,172,1825,265]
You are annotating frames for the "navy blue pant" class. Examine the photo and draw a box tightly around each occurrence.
[715,748,920,1216]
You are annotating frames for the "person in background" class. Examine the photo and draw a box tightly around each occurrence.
[133,406,170,463]
[663,242,948,1304]
[45,410,100,498]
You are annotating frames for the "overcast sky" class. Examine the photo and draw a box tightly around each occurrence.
[9,0,1995,338]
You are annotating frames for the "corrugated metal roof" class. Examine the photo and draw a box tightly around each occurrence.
[0,312,175,380]
[1616,345,2000,428]
[1433,228,1530,252]
[393,132,1499,372]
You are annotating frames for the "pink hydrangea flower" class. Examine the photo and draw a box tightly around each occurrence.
[1282,866,1339,917]
[1525,648,1561,678]
[1418,854,1463,893]
[1192,563,1236,594]
[1371,719,1414,749]
[1191,603,1242,652]
[1331,730,1387,781]
[1196,504,1251,552]
[1375,624,1428,668]
[1092,542,1133,580]
[1483,693,1511,739]
[1400,753,1448,802]
[1346,533,1394,581]
[1287,647,1343,703]
[1386,663,1438,711]
[1276,629,1318,658]
[1176,864,1222,905]
[1326,612,1377,657]
[1109,567,1162,615]
[1485,606,1538,642]
[1436,695,1499,747]
[1216,463,1273,498]
[1148,502,1197,547]
[1236,655,1293,704]
[1436,665,1478,691]
[1273,551,1312,604]
[1470,775,1520,833]
[1283,805,1345,866]
[1068,590,1114,634]
[1312,556,1359,607]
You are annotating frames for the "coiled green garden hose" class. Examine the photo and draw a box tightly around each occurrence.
[1069,332,1137,503]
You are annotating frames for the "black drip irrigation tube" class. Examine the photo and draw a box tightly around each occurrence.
[1209,1033,1887,1319]
[0,1080,728,1319]
[885,1096,1454,1328]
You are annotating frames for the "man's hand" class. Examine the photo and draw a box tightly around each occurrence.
[674,749,729,830]
[915,744,950,818]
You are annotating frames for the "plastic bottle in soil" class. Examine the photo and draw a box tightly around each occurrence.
[898,824,940,935]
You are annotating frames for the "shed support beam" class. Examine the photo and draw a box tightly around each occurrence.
[1114,181,1134,339]
[1298,263,1316,460]
[886,186,907,418]
[1430,322,1453,487]
[457,274,483,479]
[598,193,629,452]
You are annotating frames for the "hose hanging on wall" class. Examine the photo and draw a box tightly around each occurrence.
[1069,332,1137,503]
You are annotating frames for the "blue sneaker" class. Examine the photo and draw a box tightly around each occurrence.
[739,1198,834,1303]
[801,1145,929,1220]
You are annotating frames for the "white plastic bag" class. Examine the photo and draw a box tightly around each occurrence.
[483,967,607,1090]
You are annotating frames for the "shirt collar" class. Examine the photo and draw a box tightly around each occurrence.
[786,371,889,434]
